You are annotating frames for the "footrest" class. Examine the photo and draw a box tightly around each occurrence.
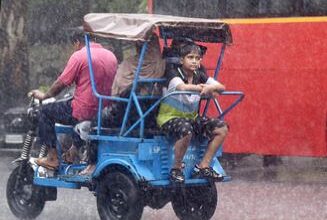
[59,174,91,183]
[34,177,81,189]
[148,176,230,186]
[222,175,232,182]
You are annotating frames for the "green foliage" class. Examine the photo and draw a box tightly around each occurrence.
[0,0,149,110]
[27,0,147,44]
[138,0,148,13]
[90,0,146,13]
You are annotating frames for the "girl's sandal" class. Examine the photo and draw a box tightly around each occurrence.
[191,164,224,181]
[170,168,185,183]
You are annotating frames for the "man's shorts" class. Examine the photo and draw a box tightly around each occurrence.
[161,116,228,141]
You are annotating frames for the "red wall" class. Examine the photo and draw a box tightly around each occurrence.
[203,20,327,156]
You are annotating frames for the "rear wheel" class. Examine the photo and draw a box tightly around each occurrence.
[97,171,144,220]
[6,164,45,219]
[171,184,218,220]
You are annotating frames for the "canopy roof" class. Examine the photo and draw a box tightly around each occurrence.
[83,13,232,43]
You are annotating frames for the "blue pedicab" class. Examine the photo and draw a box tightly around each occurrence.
[6,13,244,220]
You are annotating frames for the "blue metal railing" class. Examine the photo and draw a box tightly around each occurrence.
[85,34,129,135]
[85,33,244,139]
[203,43,226,116]
[120,41,148,137]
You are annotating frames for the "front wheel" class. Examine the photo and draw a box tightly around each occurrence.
[97,171,144,220]
[171,183,218,220]
[6,164,45,219]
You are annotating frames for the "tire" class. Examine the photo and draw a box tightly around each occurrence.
[97,171,144,220]
[6,165,45,219]
[171,184,218,220]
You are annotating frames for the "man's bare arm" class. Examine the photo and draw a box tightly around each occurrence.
[29,79,66,100]
[44,79,66,99]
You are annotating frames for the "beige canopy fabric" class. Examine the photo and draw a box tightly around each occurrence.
[83,13,232,43]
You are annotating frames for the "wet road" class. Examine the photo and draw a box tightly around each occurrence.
[1,151,327,220]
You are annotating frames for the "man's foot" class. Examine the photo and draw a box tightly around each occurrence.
[170,168,185,183]
[35,148,59,170]
[79,164,96,176]
[191,164,224,181]
[35,157,59,170]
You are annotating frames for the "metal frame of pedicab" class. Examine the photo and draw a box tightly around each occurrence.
[33,13,244,189]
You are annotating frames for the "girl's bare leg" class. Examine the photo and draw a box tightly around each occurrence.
[199,126,228,168]
[173,134,192,169]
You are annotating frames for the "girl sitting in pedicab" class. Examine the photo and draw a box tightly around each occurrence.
[157,42,228,183]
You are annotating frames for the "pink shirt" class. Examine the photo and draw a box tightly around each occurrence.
[58,42,117,120]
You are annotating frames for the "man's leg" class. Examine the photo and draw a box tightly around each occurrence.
[36,100,78,169]
[80,141,97,175]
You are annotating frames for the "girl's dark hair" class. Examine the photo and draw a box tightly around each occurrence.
[179,44,202,58]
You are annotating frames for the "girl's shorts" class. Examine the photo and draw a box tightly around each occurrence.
[161,116,227,140]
